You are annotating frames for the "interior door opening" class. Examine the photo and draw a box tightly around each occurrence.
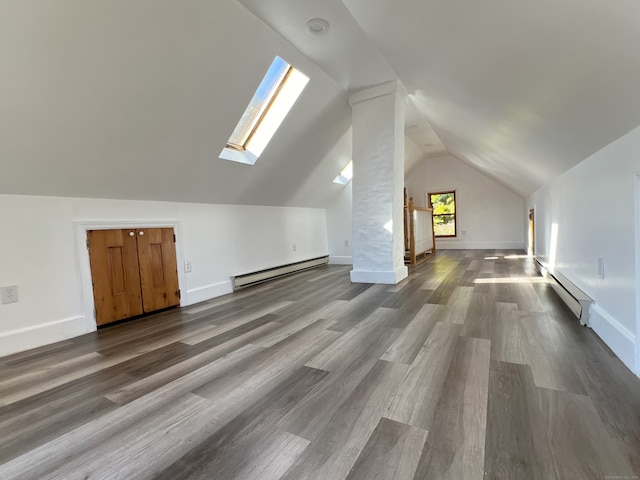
[528,209,535,256]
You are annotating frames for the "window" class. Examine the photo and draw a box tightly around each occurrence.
[333,161,353,184]
[220,56,309,165]
[428,191,456,237]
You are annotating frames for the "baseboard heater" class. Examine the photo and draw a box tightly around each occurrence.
[535,259,593,326]
[232,256,329,290]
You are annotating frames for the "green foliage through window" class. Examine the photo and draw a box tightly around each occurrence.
[429,191,456,237]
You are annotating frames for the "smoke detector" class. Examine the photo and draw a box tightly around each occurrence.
[305,18,330,35]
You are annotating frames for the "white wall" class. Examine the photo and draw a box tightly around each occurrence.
[528,124,640,375]
[405,155,525,250]
[0,194,328,357]
[326,183,353,265]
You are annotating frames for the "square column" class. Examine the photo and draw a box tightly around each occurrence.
[349,81,408,284]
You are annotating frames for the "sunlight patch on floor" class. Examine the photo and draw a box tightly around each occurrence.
[474,277,547,284]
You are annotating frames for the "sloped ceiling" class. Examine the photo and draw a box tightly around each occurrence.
[0,0,353,207]
[243,0,640,196]
[2,0,640,206]
[238,0,448,170]
[346,0,640,195]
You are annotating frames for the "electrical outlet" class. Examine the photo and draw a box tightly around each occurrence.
[184,261,192,273]
[292,243,297,252]
[344,239,349,247]
[1,285,19,304]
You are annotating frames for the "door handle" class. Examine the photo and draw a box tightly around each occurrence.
[138,231,145,236]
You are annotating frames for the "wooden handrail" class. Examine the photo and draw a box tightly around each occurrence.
[408,197,416,265]
[403,188,409,252]
[404,193,436,265]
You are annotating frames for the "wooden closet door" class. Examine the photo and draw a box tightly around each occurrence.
[136,228,180,313]
[88,229,144,326]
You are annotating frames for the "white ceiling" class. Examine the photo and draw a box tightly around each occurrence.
[345,0,640,195]
[243,0,640,196]
[239,0,448,166]
[2,0,640,205]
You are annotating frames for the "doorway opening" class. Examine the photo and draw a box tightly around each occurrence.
[634,174,640,375]
[528,208,535,256]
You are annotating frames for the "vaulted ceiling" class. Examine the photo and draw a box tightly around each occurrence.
[2,0,639,206]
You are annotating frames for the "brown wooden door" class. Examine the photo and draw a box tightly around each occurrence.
[135,228,180,313]
[88,229,144,326]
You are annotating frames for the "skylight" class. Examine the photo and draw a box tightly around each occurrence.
[220,56,309,165]
[333,161,353,184]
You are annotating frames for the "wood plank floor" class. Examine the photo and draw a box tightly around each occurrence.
[1,250,640,479]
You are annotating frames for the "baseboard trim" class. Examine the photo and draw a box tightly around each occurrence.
[0,315,93,358]
[590,304,637,375]
[434,241,525,250]
[534,260,593,326]
[350,266,408,284]
[184,281,233,306]
[329,256,353,265]
[232,256,329,290]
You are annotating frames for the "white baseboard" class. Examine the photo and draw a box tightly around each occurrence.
[0,315,93,358]
[0,280,235,358]
[435,241,525,250]
[329,256,353,265]
[590,304,637,375]
[184,281,233,306]
[350,266,408,284]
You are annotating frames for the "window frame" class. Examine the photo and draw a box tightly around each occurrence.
[428,190,457,238]
[219,56,309,166]
[225,65,293,152]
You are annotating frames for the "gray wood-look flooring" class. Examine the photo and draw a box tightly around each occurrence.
[1,250,639,479]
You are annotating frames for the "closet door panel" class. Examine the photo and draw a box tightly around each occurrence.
[136,228,180,313]
[88,229,143,326]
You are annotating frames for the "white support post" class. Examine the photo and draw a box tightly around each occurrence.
[349,81,408,284]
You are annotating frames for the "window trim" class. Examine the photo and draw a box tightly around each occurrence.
[428,190,457,238]
[220,56,309,165]
[225,65,293,152]
[333,160,353,185]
